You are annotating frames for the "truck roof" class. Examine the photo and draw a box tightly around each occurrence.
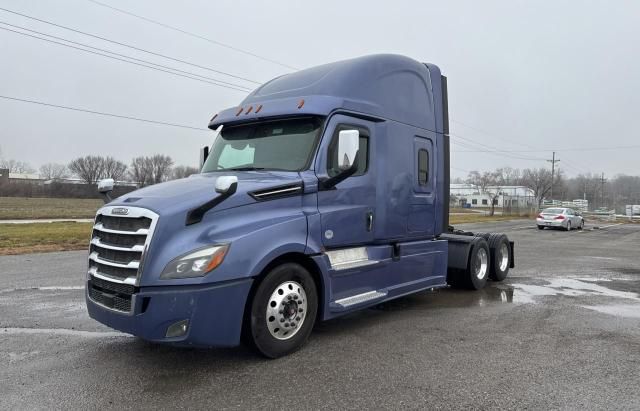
[210,54,444,133]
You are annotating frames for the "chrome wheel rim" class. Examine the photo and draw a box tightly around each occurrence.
[266,281,307,340]
[475,248,488,280]
[499,243,509,272]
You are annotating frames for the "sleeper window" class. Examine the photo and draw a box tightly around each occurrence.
[418,149,429,185]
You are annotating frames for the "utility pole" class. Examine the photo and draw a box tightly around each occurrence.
[547,152,560,203]
[600,173,607,210]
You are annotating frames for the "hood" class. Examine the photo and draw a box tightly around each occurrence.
[108,171,304,217]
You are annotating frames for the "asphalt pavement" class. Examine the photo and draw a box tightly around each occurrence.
[1,220,640,409]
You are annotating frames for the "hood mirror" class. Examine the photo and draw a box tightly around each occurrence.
[97,178,114,203]
[215,175,238,194]
[338,130,360,170]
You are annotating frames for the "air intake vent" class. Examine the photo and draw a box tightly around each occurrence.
[249,183,303,201]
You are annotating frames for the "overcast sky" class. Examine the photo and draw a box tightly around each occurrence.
[1,0,639,179]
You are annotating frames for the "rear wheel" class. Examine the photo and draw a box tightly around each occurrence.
[487,234,510,281]
[565,221,572,231]
[578,219,584,230]
[249,263,318,358]
[537,225,545,230]
[448,238,490,290]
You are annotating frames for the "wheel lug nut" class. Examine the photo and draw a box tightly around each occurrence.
[299,308,303,312]
[293,295,298,300]
[279,309,284,314]
[280,318,285,323]
[291,322,296,327]
[287,295,292,300]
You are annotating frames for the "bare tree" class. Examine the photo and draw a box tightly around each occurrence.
[148,154,174,185]
[467,170,504,216]
[129,155,174,187]
[172,165,199,180]
[520,168,564,208]
[0,158,35,173]
[39,163,69,180]
[68,156,105,184]
[102,157,128,181]
[130,157,151,187]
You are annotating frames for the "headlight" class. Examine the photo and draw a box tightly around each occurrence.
[160,245,229,279]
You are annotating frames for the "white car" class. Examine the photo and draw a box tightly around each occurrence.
[537,207,585,231]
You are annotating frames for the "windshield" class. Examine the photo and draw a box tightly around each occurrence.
[201,117,323,172]
[543,208,565,214]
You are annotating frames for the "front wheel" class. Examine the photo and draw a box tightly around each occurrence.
[249,263,318,358]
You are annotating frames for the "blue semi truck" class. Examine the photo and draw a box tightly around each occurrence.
[87,54,514,358]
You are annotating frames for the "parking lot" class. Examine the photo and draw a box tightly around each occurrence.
[2,220,640,409]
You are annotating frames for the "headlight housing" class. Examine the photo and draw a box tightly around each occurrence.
[160,244,229,280]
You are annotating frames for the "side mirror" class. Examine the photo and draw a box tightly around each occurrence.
[97,178,114,204]
[97,178,114,193]
[337,130,360,170]
[215,175,238,194]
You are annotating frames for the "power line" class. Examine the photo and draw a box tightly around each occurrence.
[0,94,207,131]
[450,133,547,161]
[85,0,299,71]
[0,25,251,93]
[547,152,560,199]
[0,6,262,85]
[453,144,640,153]
[451,119,539,151]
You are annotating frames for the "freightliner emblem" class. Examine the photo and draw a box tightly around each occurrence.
[111,207,129,216]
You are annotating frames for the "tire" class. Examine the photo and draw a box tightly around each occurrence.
[537,225,545,230]
[448,238,490,290]
[565,221,572,231]
[578,220,584,230]
[249,263,318,358]
[486,233,510,281]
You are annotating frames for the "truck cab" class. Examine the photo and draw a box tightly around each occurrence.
[86,54,513,358]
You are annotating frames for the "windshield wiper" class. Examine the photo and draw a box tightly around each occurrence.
[227,166,266,171]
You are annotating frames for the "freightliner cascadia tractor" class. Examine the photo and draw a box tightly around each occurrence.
[87,54,514,358]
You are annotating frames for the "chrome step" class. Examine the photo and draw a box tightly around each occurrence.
[334,290,387,308]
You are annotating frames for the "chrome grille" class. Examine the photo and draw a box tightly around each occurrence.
[87,206,158,313]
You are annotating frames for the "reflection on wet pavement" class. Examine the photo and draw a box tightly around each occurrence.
[511,278,640,318]
[374,277,640,320]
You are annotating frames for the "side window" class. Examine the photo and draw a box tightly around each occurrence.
[327,125,369,177]
[418,149,429,185]
[482,199,488,205]
[472,199,478,205]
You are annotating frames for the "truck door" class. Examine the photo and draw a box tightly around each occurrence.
[315,114,375,247]
[407,135,436,235]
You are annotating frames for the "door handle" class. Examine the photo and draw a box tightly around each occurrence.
[366,211,374,232]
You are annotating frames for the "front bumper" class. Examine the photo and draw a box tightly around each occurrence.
[86,278,253,347]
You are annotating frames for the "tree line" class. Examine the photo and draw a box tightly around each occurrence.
[456,167,640,214]
[0,152,199,187]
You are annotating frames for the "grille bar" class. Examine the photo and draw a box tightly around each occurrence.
[90,237,145,252]
[89,252,140,269]
[89,266,137,285]
[93,222,149,236]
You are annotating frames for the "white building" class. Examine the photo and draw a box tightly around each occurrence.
[450,183,536,209]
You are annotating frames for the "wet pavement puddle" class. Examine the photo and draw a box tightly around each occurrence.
[509,278,640,318]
